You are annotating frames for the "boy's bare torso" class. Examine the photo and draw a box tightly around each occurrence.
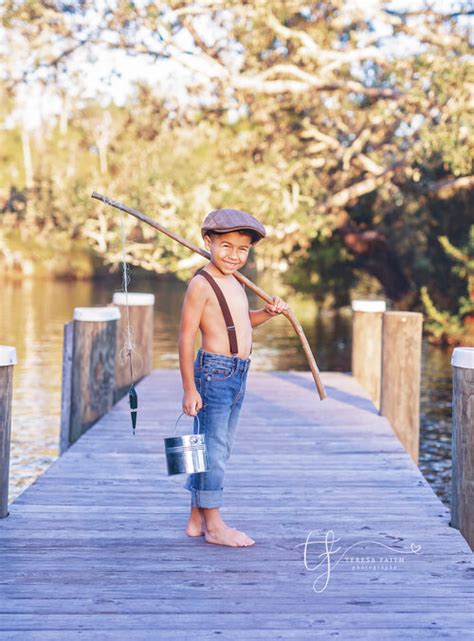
[197,266,252,359]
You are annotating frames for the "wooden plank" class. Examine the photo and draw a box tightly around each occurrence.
[1,596,473,614]
[0,631,472,641]
[0,611,474,630]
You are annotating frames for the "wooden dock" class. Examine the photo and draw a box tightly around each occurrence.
[1,369,473,640]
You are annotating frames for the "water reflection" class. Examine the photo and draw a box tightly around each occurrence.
[0,275,453,508]
[419,342,453,508]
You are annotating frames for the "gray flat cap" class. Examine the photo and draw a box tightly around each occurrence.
[201,208,266,243]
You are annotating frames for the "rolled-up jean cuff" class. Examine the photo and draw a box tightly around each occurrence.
[187,486,224,508]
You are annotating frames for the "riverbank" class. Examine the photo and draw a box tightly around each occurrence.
[0,229,99,280]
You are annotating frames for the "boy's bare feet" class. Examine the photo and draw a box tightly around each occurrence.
[201,507,255,547]
[204,524,255,547]
[185,506,255,546]
[185,507,206,537]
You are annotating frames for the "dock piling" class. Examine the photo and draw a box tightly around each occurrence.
[380,311,423,463]
[351,299,386,410]
[112,292,155,403]
[0,346,17,518]
[451,346,474,550]
[60,307,121,449]
[59,321,74,455]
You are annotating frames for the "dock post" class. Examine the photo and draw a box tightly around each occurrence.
[451,347,474,550]
[0,346,17,519]
[66,307,121,447]
[112,292,155,403]
[351,300,386,410]
[380,311,423,463]
[59,321,74,455]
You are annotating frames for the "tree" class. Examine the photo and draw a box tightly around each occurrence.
[1,1,472,310]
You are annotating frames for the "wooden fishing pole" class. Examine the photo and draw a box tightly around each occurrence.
[91,191,327,400]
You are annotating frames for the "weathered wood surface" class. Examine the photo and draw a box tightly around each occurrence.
[59,322,74,455]
[351,302,385,410]
[380,311,423,464]
[69,318,118,446]
[451,363,474,550]
[1,370,473,640]
[112,294,154,403]
[0,365,14,518]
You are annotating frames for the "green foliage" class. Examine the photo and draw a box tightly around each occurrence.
[421,227,474,344]
[420,286,465,343]
[282,232,356,307]
[416,55,474,177]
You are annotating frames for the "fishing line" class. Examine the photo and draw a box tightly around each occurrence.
[119,211,138,434]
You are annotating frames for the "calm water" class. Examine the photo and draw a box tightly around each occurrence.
[0,275,454,508]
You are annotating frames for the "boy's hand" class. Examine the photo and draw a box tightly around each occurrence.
[264,296,289,316]
[182,388,203,416]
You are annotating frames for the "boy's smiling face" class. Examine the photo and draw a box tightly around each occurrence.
[204,230,253,275]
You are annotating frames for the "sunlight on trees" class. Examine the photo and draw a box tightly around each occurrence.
[1,1,472,342]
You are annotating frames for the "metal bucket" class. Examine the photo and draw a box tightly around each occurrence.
[164,412,209,476]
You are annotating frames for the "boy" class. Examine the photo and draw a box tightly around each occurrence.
[178,208,288,547]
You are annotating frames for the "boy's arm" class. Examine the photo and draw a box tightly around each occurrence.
[179,277,208,392]
[249,308,273,328]
[249,296,289,328]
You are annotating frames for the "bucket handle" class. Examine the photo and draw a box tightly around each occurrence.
[174,411,202,436]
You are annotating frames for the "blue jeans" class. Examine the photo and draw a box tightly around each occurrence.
[183,347,251,508]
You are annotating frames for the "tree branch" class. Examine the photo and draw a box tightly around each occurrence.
[326,161,406,209]
[266,13,387,71]
[427,175,474,199]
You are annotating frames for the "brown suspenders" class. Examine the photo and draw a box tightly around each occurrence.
[194,268,240,355]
